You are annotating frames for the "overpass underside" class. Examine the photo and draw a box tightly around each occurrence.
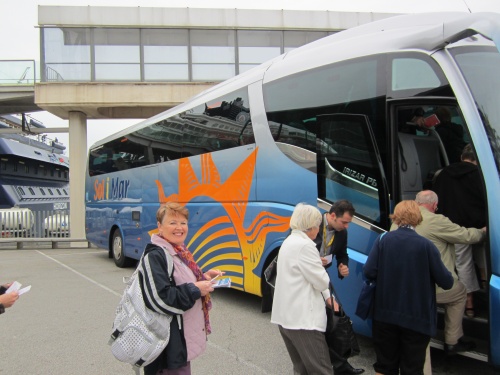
[35,82,214,120]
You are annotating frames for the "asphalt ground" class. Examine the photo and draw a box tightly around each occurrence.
[1,247,498,374]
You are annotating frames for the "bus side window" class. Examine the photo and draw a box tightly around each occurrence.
[113,157,129,170]
[177,90,252,157]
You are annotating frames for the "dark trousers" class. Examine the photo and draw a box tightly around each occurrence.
[372,320,430,375]
[278,325,333,375]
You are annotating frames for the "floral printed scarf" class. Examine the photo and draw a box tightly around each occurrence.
[169,242,212,334]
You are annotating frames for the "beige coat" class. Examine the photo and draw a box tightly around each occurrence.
[415,206,484,294]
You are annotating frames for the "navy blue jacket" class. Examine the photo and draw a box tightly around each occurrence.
[363,228,453,336]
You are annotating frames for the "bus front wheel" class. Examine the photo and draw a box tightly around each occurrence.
[261,252,277,313]
[112,229,133,268]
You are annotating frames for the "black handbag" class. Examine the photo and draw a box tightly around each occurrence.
[325,283,360,359]
[355,279,376,320]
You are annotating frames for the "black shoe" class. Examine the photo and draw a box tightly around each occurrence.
[334,362,365,375]
[444,338,476,356]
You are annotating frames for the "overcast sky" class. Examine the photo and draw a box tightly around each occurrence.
[1,0,500,153]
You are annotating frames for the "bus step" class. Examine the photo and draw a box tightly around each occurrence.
[430,337,488,362]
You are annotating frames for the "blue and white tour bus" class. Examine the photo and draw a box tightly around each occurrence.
[85,12,500,366]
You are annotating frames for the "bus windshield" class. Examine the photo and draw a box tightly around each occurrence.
[451,46,500,174]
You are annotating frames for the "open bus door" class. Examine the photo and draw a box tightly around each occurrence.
[315,113,390,228]
[390,101,492,362]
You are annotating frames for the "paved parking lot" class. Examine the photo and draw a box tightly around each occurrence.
[1,247,295,374]
[1,247,498,374]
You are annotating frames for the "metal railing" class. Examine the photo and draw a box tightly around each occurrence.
[45,66,64,82]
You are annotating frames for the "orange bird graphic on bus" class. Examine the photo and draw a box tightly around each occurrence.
[151,148,290,295]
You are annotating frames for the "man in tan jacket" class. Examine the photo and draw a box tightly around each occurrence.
[415,190,486,355]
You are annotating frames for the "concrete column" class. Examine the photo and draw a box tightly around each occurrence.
[68,111,87,242]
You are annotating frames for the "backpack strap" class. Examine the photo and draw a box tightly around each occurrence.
[160,247,183,329]
[161,248,174,281]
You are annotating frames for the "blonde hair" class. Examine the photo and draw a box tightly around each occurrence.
[390,200,422,227]
[289,203,322,232]
[156,202,189,224]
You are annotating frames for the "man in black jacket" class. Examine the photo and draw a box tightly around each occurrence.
[314,200,355,279]
[433,144,487,318]
[314,200,363,375]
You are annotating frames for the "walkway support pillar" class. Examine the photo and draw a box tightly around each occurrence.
[68,111,87,243]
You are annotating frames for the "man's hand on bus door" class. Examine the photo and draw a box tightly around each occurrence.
[338,263,349,277]
[325,296,339,312]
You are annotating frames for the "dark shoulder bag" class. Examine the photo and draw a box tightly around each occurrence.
[325,282,360,359]
[355,232,386,320]
[355,279,376,320]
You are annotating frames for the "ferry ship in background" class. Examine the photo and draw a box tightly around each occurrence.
[0,114,70,237]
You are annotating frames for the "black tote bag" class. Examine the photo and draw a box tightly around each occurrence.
[325,283,360,359]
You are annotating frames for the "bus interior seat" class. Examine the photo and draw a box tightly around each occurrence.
[423,167,443,190]
[398,131,447,200]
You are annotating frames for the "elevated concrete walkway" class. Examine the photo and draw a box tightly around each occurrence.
[35,82,213,120]
[0,85,40,114]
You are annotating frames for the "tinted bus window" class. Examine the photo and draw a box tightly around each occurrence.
[388,53,453,99]
[316,114,383,223]
[88,88,253,176]
[180,88,253,157]
[263,56,387,223]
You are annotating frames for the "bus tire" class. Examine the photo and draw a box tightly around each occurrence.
[112,229,133,268]
[261,279,274,313]
[261,252,278,313]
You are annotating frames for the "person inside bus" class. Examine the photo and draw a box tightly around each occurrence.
[433,144,487,318]
[101,150,116,173]
[271,203,364,375]
[142,202,224,375]
[398,107,427,134]
[0,282,19,315]
[314,200,355,279]
[113,157,129,171]
[366,200,453,375]
[433,106,466,164]
[414,190,485,356]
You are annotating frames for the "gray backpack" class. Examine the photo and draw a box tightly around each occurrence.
[109,248,174,373]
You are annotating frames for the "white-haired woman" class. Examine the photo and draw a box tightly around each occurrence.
[271,203,364,375]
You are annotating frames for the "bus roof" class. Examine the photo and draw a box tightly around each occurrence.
[265,12,500,83]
